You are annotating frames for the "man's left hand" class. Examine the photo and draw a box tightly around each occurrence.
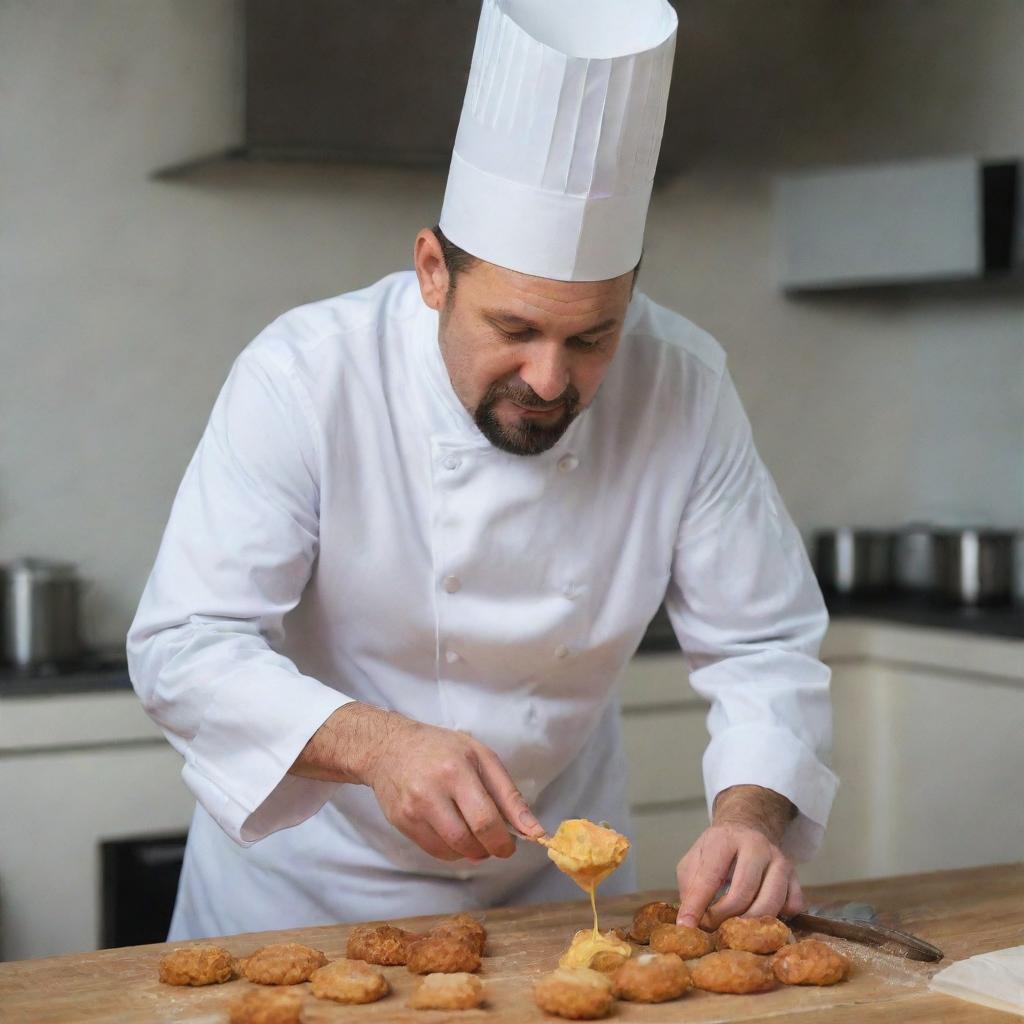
[675,784,805,929]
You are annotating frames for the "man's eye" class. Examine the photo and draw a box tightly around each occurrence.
[499,329,531,342]
[571,337,603,350]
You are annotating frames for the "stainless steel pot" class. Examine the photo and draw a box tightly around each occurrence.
[932,530,1015,606]
[1,558,84,670]
[813,529,894,595]
[892,525,938,592]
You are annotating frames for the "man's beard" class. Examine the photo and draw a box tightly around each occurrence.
[473,381,581,456]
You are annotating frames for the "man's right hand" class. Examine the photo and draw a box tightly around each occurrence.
[290,702,546,862]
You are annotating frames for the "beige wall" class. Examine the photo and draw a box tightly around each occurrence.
[2,0,1022,647]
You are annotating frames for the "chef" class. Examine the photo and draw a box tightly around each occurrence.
[128,0,837,942]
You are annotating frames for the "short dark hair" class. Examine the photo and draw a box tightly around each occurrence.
[433,225,479,288]
[431,225,642,289]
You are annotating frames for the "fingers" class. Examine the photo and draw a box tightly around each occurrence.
[428,796,494,862]
[391,817,465,862]
[473,745,544,838]
[745,856,792,919]
[703,847,770,929]
[676,837,736,928]
[453,774,517,859]
[782,873,806,918]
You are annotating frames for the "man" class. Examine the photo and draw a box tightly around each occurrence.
[128,0,837,941]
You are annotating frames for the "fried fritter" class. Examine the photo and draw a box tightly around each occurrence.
[613,952,692,1003]
[309,959,390,1004]
[716,915,793,954]
[533,968,615,1020]
[346,923,424,966]
[649,923,715,960]
[241,942,328,985]
[772,939,851,986]
[628,900,678,943]
[158,944,236,986]
[406,935,482,974]
[227,987,303,1024]
[408,972,484,1010]
[690,950,777,994]
[430,913,487,956]
[588,950,631,975]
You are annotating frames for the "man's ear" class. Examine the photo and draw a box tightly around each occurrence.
[413,229,451,313]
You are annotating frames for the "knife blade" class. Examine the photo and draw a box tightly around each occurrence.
[789,911,944,962]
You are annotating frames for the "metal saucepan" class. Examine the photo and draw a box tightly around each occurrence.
[1,558,84,671]
[813,529,894,595]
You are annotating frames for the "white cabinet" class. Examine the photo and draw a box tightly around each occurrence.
[619,653,710,890]
[621,623,1024,893]
[0,693,194,961]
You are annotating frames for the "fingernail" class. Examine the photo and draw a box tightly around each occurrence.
[677,914,697,928]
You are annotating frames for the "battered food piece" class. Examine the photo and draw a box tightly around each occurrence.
[430,913,487,956]
[559,928,632,971]
[309,959,390,1004]
[533,968,615,1020]
[545,819,632,950]
[717,915,793,954]
[649,923,714,959]
[628,901,678,944]
[690,950,777,994]
[544,820,631,892]
[408,972,484,1010]
[241,942,328,985]
[613,952,691,1003]
[406,935,482,974]
[772,939,851,986]
[228,988,303,1024]
[346,923,423,966]
[158,944,236,986]
[589,950,630,975]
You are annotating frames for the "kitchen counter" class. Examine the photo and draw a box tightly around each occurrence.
[1,862,1021,1023]
[639,596,1024,652]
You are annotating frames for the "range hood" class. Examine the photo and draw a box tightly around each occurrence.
[153,0,697,180]
[774,156,1022,291]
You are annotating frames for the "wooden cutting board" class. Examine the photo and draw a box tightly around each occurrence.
[2,862,1022,1023]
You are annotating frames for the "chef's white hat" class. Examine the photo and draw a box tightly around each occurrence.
[439,0,677,283]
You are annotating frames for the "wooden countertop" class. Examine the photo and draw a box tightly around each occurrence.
[2,862,1022,1023]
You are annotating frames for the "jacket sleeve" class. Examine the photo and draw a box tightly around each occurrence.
[664,368,838,861]
[127,350,353,846]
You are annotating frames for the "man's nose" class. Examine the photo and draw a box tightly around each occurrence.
[519,344,570,403]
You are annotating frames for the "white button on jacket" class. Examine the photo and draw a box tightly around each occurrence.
[127,272,837,940]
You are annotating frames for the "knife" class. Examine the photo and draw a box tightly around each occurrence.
[789,910,944,962]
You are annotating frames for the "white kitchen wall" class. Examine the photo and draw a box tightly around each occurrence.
[2,0,1022,647]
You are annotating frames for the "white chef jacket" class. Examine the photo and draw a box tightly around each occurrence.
[127,270,838,940]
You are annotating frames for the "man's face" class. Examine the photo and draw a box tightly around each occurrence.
[425,250,634,456]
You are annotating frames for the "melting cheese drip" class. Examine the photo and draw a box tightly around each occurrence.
[545,819,632,971]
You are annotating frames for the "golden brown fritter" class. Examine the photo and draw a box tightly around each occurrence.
[240,942,328,985]
[716,915,793,954]
[690,950,777,994]
[346,923,424,966]
[649,923,715,960]
[408,972,484,1010]
[158,944,236,986]
[430,913,487,956]
[309,959,390,1004]
[533,968,615,1020]
[772,939,851,986]
[613,952,692,1003]
[628,900,679,943]
[588,949,631,975]
[406,935,482,974]
[227,987,303,1024]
